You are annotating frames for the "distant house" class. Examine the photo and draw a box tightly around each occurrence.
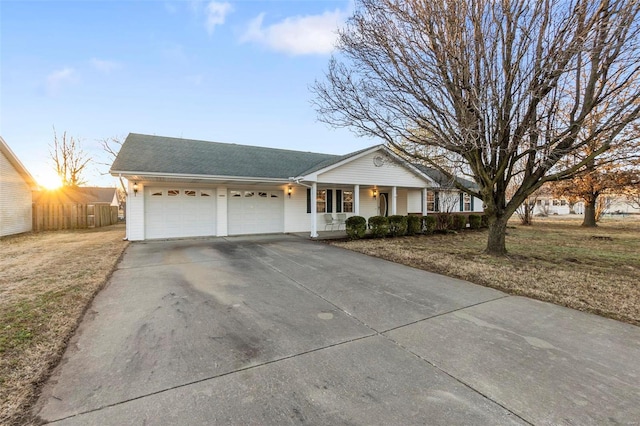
[0,137,37,237]
[33,186,119,206]
[111,133,483,241]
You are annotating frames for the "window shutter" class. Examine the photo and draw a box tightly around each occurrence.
[435,192,439,212]
[306,188,311,213]
[327,189,333,213]
[460,193,464,211]
[471,196,475,211]
[336,190,342,213]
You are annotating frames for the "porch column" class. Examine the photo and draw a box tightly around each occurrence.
[354,184,360,215]
[310,182,318,238]
[422,188,428,216]
[391,186,397,215]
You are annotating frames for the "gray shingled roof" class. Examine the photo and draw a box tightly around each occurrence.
[415,165,479,190]
[111,134,342,179]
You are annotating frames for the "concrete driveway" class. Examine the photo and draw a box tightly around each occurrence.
[35,235,640,425]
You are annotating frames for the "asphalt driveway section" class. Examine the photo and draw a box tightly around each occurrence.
[34,235,640,425]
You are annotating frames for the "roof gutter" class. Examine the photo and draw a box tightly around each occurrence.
[288,177,313,188]
[110,170,291,183]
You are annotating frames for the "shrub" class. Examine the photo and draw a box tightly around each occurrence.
[468,214,482,229]
[368,215,389,238]
[453,215,468,230]
[388,215,408,237]
[345,216,367,240]
[406,215,422,236]
[422,215,437,234]
[435,213,455,231]
[481,214,489,228]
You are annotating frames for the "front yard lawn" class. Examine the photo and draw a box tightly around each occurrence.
[0,225,128,425]
[332,216,640,326]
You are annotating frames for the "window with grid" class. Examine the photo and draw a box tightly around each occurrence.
[427,191,435,211]
[464,193,471,211]
[316,190,326,213]
[343,191,353,213]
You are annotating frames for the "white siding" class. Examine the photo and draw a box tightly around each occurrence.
[472,196,484,212]
[396,189,408,216]
[126,180,145,241]
[407,190,422,214]
[283,185,309,233]
[317,151,429,188]
[0,151,32,236]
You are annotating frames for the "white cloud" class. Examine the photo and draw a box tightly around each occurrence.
[240,9,347,55]
[45,67,76,96]
[90,58,121,74]
[205,1,232,34]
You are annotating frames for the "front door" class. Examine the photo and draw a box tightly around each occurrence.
[379,192,389,217]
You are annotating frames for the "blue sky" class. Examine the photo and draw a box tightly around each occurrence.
[1,0,373,187]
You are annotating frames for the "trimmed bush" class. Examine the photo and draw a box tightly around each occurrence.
[368,215,389,238]
[422,215,437,234]
[468,214,482,229]
[406,215,422,236]
[345,216,367,240]
[481,214,489,228]
[453,215,468,230]
[388,215,408,237]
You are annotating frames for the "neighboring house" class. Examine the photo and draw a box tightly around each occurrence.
[0,136,37,237]
[33,186,119,206]
[110,133,483,241]
[532,196,585,216]
[594,195,640,215]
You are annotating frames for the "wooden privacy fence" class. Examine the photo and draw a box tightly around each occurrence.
[32,203,118,232]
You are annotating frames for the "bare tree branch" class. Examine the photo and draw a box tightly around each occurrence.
[49,127,91,187]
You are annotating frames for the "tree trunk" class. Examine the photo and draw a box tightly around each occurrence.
[485,215,509,255]
[582,197,598,227]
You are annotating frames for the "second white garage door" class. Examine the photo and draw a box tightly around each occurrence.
[228,190,284,235]
[145,188,216,239]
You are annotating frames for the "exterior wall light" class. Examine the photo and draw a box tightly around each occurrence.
[133,182,138,197]
[372,188,377,199]
[288,186,292,198]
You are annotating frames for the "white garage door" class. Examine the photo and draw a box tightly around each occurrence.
[145,188,216,239]
[228,190,284,235]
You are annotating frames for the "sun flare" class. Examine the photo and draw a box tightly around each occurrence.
[39,172,63,190]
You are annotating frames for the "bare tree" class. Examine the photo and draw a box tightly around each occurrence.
[312,0,640,255]
[49,128,91,187]
[97,136,127,196]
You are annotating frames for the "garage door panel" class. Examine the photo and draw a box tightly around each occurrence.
[145,188,216,239]
[228,189,284,235]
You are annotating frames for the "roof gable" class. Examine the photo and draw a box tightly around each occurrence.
[1,136,37,188]
[111,134,339,180]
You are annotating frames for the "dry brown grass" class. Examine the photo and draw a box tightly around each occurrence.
[332,215,640,326]
[0,225,128,425]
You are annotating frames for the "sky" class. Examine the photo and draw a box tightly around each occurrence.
[1,0,374,188]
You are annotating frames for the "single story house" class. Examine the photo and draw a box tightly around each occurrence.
[1,136,37,237]
[110,133,483,241]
